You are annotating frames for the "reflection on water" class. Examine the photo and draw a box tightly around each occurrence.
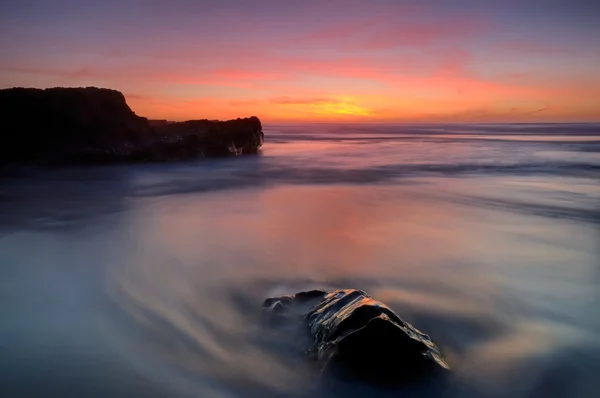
[1,124,599,397]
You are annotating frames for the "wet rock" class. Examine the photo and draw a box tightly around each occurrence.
[151,117,264,158]
[262,289,449,385]
[0,87,263,165]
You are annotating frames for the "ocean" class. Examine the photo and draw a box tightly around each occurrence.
[1,123,599,397]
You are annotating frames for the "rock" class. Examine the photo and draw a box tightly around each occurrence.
[0,87,151,163]
[151,117,264,158]
[262,289,449,385]
[0,87,263,165]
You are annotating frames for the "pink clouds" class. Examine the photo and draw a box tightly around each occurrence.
[208,69,273,81]
[307,18,485,51]
[296,2,487,50]
[1,1,599,122]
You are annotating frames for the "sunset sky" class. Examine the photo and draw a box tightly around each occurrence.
[1,0,599,122]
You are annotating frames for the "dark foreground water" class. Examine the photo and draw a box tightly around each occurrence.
[1,123,599,398]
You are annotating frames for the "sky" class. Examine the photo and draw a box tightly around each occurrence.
[1,0,599,122]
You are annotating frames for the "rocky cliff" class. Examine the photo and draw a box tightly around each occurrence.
[0,87,263,164]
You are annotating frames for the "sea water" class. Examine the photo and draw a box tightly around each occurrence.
[1,123,599,397]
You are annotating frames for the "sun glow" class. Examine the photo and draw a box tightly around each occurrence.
[311,96,371,117]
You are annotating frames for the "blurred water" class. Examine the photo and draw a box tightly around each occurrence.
[1,123,599,397]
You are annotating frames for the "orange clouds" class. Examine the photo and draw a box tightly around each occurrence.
[1,2,599,123]
[271,96,372,117]
[270,97,339,105]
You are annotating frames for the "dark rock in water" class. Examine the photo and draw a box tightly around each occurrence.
[262,289,449,385]
[0,87,263,165]
[150,118,264,158]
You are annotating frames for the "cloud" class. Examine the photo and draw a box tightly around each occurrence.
[506,72,529,80]
[297,6,487,51]
[520,107,548,116]
[227,100,260,106]
[124,93,147,100]
[496,41,576,56]
[209,69,273,81]
[2,0,598,122]
[270,96,341,105]
[0,65,95,79]
[418,105,558,123]
[270,95,372,117]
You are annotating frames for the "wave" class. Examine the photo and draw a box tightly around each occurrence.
[264,122,600,139]
[127,160,600,197]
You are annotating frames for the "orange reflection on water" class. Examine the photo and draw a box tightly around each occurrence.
[137,184,485,283]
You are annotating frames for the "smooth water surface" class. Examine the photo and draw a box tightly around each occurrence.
[1,123,599,397]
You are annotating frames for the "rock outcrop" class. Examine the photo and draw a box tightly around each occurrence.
[262,289,449,386]
[0,87,263,165]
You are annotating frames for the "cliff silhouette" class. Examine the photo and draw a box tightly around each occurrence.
[0,87,263,164]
